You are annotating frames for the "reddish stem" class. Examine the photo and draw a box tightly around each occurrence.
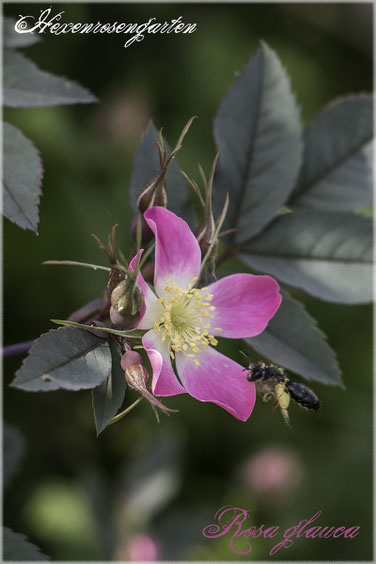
[2,298,106,359]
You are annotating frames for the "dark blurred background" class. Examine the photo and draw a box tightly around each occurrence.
[3,3,373,561]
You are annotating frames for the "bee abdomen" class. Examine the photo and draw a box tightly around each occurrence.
[285,381,321,411]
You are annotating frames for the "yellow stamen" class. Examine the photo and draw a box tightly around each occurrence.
[154,277,222,364]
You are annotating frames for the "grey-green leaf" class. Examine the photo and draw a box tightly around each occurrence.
[129,122,194,225]
[4,49,97,107]
[3,122,43,232]
[3,527,49,561]
[290,95,373,211]
[246,291,342,386]
[3,16,41,48]
[240,210,372,304]
[92,340,127,436]
[213,42,302,244]
[11,327,111,392]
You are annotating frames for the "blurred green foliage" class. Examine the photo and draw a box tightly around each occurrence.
[4,3,372,561]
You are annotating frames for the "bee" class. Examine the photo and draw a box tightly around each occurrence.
[240,352,321,426]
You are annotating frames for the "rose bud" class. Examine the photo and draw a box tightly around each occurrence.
[130,212,154,245]
[137,167,168,212]
[136,118,196,215]
[141,261,154,283]
[106,266,126,301]
[121,351,178,422]
[110,278,143,329]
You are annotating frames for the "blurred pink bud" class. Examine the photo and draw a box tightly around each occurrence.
[240,446,303,498]
[127,533,160,561]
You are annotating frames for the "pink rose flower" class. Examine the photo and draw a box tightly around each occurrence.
[131,207,281,421]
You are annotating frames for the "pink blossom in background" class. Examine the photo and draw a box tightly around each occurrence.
[240,446,304,498]
[126,533,160,561]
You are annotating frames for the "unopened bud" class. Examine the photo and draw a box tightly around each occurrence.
[106,266,126,301]
[137,118,196,215]
[110,278,143,329]
[130,213,154,245]
[121,351,178,422]
[111,279,143,316]
[195,211,218,285]
[125,362,150,391]
[110,306,140,330]
[121,350,144,370]
[137,168,168,212]
[141,261,155,283]
[195,215,218,263]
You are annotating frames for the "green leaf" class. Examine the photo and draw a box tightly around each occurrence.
[51,319,147,339]
[11,327,111,392]
[246,291,342,386]
[4,49,97,107]
[4,423,25,489]
[290,95,373,212]
[239,210,372,304]
[3,527,49,561]
[3,16,41,48]
[213,42,302,244]
[122,433,182,522]
[3,122,43,232]
[92,340,127,436]
[129,122,194,225]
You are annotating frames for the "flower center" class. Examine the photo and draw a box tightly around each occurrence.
[153,277,222,366]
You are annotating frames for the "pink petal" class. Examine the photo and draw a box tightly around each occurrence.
[142,329,186,396]
[208,274,281,338]
[175,347,256,421]
[144,207,201,296]
[129,251,159,330]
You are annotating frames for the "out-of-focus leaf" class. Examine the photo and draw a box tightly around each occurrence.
[79,469,116,560]
[240,210,372,304]
[92,340,126,436]
[22,481,103,560]
[290,95,373,211]
[152,507,210,560]
[11,327,111,392]
[129,122,195,225]
[3,16,41,48]
[3,122,43,232]
[3,527,49,561]
[4,49,97,107]
[119,432,183,525]
[246,291,342,386]
[213,42,302,244]
[3,422,26,488]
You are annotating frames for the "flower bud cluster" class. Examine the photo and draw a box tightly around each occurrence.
[131,118,197,245]
[182,153,230,285]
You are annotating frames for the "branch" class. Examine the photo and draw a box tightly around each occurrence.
[2,298,106,359]
[2,340,36,359]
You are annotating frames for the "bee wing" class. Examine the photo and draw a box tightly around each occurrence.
[241,343,273,366]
